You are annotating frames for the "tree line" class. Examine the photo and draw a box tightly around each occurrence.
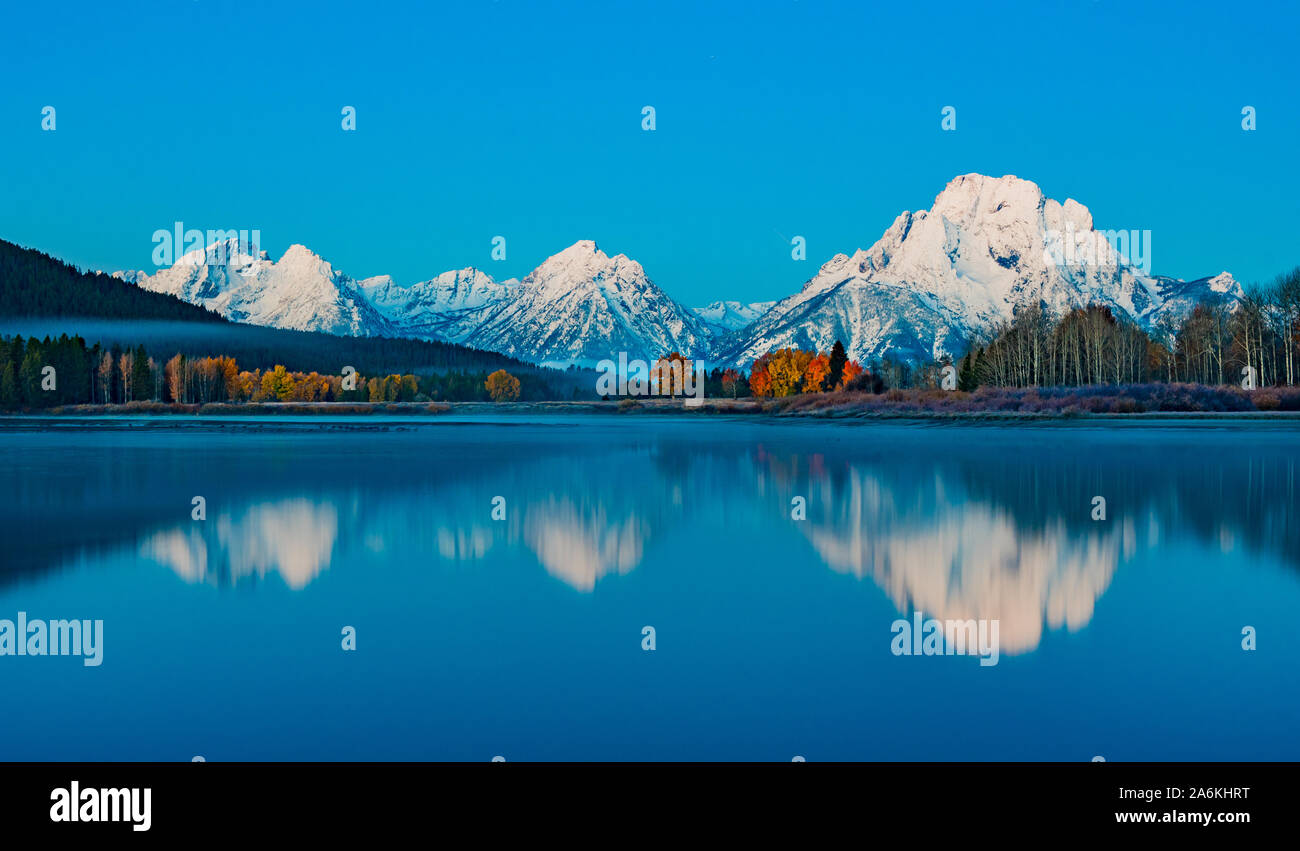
[0,334,546,408]
[955,269,1299,390]
[747,341,875,396]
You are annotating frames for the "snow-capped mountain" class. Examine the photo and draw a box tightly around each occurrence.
[1148,272,1243,329]
[123,238,710,365]
[124,240,392,337]
[116,174,1242,367]
[360,268,519,343]
[462,240,712,366]
[716,174,1240,367]
[691,300,776,337]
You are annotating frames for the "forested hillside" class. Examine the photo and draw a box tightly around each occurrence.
[0,239,226,321]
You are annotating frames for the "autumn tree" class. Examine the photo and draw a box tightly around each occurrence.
[399,374,420,402]
[101,351,117,404]
[381,374,402,401]
[216,356,239,400]
[803,352,831,393]
[844,364,885,393]
[260,364,297,401]
[652,352,692,397]
[118,350,134,402]
[765,348,814,396]
[231,370,259,401]
[720,368,740,398]
[749,355,773,397]
[485,368,521,402]
[838,359,865,390]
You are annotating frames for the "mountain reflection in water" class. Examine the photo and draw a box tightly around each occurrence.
[27,420,1279,660]
[2,418,1298,761]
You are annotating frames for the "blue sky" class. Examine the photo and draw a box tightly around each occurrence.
[1,0,1296,304]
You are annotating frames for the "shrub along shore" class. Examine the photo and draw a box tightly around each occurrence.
[3,382,1298,418]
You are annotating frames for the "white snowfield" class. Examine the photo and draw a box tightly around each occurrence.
[692,300,777,337]
[117,174,1241,368]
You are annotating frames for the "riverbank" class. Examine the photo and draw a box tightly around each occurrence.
[4,382,1298,419]
[2,381,1300,418]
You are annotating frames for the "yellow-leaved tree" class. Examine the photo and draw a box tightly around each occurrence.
[260,364,297,401]
[766,348,814,396]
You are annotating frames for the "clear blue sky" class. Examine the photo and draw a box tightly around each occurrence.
[1,0,1296,304]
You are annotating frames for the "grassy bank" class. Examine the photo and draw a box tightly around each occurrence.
[771,383,1300,417]
[3,383,1299,418]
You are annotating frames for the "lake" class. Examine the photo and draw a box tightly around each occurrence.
[1,415,1297,761]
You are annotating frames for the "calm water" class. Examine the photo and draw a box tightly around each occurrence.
[1,415,1297,761]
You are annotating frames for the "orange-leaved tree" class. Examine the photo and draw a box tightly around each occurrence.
[485,369,521,402]
[749,354,773,397]
[652,352,691,397]
[838,359,864,390]
[803,352,831,393]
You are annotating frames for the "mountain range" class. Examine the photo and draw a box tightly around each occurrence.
[116,174,1243,368]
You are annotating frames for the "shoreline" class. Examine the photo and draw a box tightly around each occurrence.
[2,397,1300,424]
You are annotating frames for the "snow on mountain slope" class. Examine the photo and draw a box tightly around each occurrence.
[129,240,392,337]
[718,174,1238,368]
[117,175,1242,367]
[124,238,707,364]
[462,240,713,366]
[1148,272,1244,329]
[691,300,776,337]
[360,268,519,343]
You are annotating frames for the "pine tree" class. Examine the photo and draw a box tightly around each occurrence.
[828,340,848,389]
[972,347,986,389]
[958,351,976,391]
[108,344,123,403]
[132,344,152,401]
[0,362,17,408]
[19,339,45,404]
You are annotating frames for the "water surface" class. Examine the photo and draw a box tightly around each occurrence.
[1,416,1296,760]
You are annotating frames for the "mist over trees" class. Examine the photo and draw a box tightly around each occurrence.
[0,238,580,404]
